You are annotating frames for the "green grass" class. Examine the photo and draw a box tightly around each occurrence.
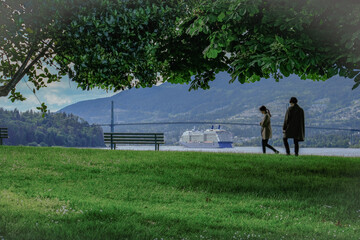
[0,146,359,240]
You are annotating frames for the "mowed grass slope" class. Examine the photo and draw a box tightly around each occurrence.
[0,146,359,240]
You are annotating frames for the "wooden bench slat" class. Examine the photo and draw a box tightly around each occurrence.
[0,127,8,145]
[104,137,163,140]
[0,128,8,137]
[104,136,164,139]
[104,136,164,140]
[104,142,165,144]
[104,133,163,136]
[104,139,164,143]
[104,140,164,143]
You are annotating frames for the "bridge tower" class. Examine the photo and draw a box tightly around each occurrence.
[111,101,114,133]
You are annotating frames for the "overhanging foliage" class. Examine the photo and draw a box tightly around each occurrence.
[0,0,359,113]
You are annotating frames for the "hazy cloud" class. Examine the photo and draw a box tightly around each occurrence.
[0,77,115,112]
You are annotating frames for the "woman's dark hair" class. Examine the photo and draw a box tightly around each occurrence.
[289,97,298,104]
[259,105,271,117]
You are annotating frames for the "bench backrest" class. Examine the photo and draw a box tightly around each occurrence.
[0,128,8,138]
[104,133,164,144]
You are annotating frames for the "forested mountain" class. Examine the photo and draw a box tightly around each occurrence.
[0,109,104,147]
[60,73,360,124]
[59,73,360,146]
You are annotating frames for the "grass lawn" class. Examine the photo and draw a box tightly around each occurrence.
[0,146,359,240]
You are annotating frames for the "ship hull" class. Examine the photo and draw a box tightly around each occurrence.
[180,142,233,148]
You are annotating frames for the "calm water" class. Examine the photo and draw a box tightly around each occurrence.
[99,146,360,157]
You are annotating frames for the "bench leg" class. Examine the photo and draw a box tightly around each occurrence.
[110,143,116,150]
[0,138,2,145]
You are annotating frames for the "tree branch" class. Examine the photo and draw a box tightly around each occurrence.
[3,50,13,77]
[0,41,52,97]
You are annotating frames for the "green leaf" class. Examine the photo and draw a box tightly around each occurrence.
[339,68,347,77]
[299,50,306,59]
[280,64,290,77]
[205,48,220,59]
[345,41,354,49]
[355,74,360,82]
[275,35,284,44]
[36,102,48,118]
[25,28,34,34]
[352,82,360,90]
[217,12,226,22]
[352,72,360,89]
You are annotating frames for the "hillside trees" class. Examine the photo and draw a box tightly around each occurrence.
[0,108,104,147]
[0,0,359,112]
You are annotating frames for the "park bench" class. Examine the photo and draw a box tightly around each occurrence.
[104,132,164,151]
[0,128,8,145]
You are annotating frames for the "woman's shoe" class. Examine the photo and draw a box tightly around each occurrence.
[275,151,279,154]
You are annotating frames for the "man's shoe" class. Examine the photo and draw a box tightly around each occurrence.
[275,151,280,154]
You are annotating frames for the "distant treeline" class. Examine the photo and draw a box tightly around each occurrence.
[1,108,358,148]
[0,108,104,147]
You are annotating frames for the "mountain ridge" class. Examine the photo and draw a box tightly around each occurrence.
[59,72,360,128]
[59,73,360,145]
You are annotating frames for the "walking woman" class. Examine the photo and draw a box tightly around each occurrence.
[259,106,279,154]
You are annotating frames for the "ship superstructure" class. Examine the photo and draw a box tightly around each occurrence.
[179,126,233,148]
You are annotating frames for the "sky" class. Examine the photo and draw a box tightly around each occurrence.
[0,76,116,112]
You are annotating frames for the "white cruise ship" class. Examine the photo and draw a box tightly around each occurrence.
[179,126,233,148]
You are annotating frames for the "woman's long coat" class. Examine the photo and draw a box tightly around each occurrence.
[283,104,305,141]
[260,113,272,140]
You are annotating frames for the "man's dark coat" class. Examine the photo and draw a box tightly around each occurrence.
[283,104,305,141]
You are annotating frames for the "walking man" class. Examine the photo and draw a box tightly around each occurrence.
[283,97,305,156]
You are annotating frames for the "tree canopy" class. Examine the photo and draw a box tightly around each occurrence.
[176,0,360,90]
[0,0,359,112]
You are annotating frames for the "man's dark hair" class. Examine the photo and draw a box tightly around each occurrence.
[289,97,298,104]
